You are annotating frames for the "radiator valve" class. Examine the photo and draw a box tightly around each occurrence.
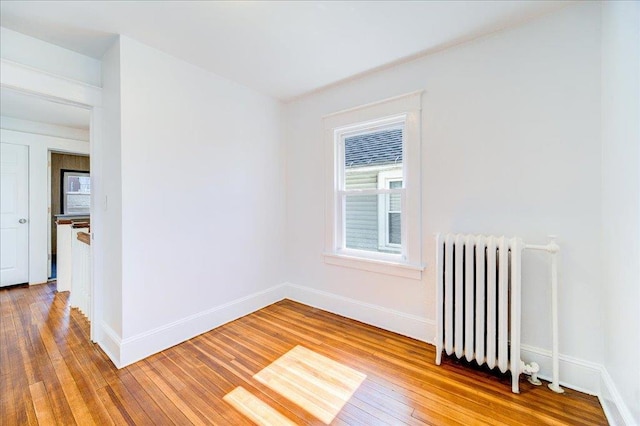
[521,361,541,386]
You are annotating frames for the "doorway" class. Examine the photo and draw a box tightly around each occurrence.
[1,63,102,342]
[49,153,91,280]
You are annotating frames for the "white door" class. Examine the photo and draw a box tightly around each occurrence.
[1,143,29,287]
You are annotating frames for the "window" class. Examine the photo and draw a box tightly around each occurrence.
[323,92,423,279]
[61,170,91,214]
[340,122,404,255]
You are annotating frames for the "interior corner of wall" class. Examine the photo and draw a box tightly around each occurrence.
[598,366,638,426]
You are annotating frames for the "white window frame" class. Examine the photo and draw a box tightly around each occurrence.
[62,170,91,214]
[323,91,424,279]
[377,169,403,251]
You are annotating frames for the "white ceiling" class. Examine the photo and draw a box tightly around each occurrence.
[0,89,91,130]
[0,1,568,101]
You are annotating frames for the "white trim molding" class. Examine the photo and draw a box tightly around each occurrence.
[516,345,636,425]
[0,128,90,152]
[285,282,435,342]
[322,90,423,126]
[323,252,424,280]
[1,116,90,142]
[0,59,102,107]
[117,283,288,368]
[599,367,636,426]
[520,343,637,426]
[98,321,122,368]
[520,344,602,395]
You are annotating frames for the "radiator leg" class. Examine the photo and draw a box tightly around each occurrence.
[435,346,442,365]
[512,373,520,394]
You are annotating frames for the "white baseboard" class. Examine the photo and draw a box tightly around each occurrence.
[118,283,287,367]
[98,321,122,368]
[520,345,636,426]
[599,367,636,426]
[285,282,435,343]
[519,344,602,395]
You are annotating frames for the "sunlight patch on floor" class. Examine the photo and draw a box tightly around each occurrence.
[223,386,297,426]
[253,345,367,424]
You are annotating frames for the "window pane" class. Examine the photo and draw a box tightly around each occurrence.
[66,175,90,193]
[67,176,80,192]
[345,194,401,254]
[389,192,401,212]
[345,171,377,190]
[344,128,403,190]
[345,194,378,251]
[78,176,91,193]
[66,193,90,212]
[389,212,401,245]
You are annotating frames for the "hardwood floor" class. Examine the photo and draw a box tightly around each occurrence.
[1,282,607,425]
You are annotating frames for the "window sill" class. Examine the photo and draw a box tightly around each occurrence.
[323,252,424,280]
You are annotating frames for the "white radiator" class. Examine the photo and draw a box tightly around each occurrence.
[435,233,525,393]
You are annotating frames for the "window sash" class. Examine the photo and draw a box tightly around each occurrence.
[385,179,402,248]
[336,119,406,258]
[336,189,406,260]
[336,117,406,193]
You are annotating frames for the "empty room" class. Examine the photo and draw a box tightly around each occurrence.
[0,1,638,425]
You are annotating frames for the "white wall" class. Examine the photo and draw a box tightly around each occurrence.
[601,1,640,424]
[285,2,603,385]
[110,37,286,365]
[1,27,101,86]
[0,129,89,284]
[98,38,123,353]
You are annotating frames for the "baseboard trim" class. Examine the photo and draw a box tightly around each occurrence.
[98,321,122,368]
[285,282,435,343]
[519,344,602,396]
[599,366,636,426]
[118,283,287,367]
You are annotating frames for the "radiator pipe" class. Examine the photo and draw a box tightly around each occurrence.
[520,360,541,386]
[525,235,564,394]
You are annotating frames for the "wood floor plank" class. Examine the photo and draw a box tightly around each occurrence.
[157,343,247,425]
[126,360,194,424]
[36,305,96,425]
[25,323,78,424]
[29,381,57,425]
[224,386,298,426]
[99,382,154,425]
[0,363,19,424]
[1,283,608,426]
[143,360,209,425]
